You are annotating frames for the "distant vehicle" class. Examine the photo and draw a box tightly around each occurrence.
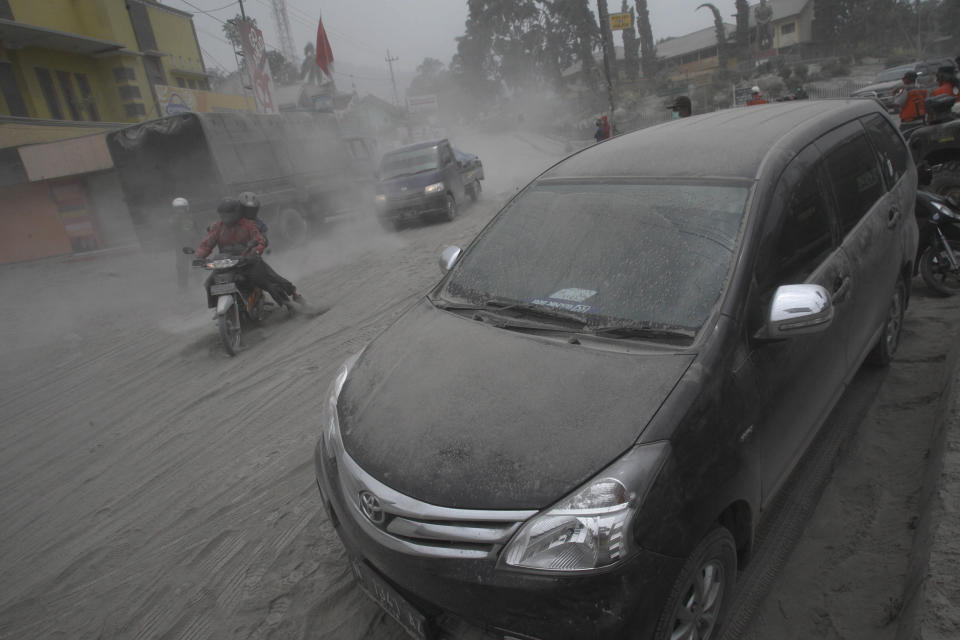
[314,100,917,640]
[851,58,956,110]
[374,139,484,230]
[106,111,377,248]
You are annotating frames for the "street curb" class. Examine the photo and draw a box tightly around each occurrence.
[896,327,960,640]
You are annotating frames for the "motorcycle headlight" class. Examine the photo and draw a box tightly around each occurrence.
[424,182,444,194]
[501,441,670,572]
[322,352,362,456]
[375,194,387,203]
[931,200,960,221]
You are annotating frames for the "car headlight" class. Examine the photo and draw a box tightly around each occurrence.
[322,352,362,456]
[424,182,444,194]
[375,193,386,202]
[501,441,670,572]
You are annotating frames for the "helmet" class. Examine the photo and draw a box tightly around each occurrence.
[172,197,189,210]
[238,191,260,219]
[217,197,242,226]
[751,85,761,94]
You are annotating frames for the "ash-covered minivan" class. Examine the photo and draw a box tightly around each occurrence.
[314,100,917,640]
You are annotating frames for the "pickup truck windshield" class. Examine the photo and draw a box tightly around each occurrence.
[380,147,439,180]
[439,182,749,333]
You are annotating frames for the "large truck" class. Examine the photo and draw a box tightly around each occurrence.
[106,111,376,247]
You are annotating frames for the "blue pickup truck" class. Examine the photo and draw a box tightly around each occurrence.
[374,138,484,230]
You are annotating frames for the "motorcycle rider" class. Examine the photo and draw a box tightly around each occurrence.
[893,71,927,123]
[235,191,307,307]
[195,197,305,310]
[930,65,959,102]
[746,86,768,106]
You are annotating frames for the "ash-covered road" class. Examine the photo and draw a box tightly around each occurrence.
[1,128,957,640]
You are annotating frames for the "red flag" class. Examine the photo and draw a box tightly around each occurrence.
[315,17,334,77]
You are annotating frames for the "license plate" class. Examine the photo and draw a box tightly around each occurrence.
[210,283,237,295]
[351,558,430,640]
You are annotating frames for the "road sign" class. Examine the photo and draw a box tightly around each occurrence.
[610,12,632,30]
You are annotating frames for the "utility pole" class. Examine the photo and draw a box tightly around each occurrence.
[238,0,247,20]
[916,0,921,59]
[385,49,400,107]
[595,0,617,130]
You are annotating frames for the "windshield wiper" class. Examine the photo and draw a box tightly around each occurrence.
[585,324,696,342]
[433,296,586,325]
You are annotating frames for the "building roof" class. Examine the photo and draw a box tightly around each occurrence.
[0,18,124,56]
[656,24,735,60]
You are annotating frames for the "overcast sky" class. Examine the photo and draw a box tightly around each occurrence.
[166,0,724,99]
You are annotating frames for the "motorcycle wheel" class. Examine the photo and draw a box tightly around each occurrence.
[218,302,242,356]
[920,241,960,296]
[929,161,960,202]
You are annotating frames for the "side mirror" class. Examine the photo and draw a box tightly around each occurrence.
[182,246,195,254]
[757,284,834,340]
[438,245,462,272]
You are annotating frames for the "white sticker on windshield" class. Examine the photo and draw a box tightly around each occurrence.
[548,288,597,303]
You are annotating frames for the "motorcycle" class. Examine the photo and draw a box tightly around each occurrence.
[182,247,274,355]
[914,189,960,296]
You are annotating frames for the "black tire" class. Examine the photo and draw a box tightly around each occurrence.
[920,242,960,296]
[469,179,481,202]
[442,194,457,222]
[653,526,737,640]
[929,161,960,202]
[217,302,242,356]
[867,278,906,366]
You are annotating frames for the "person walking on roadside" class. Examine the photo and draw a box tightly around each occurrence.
[893,71,927,123]
[669,95,692,118]
[746,86,768,106]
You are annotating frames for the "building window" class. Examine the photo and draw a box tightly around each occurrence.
[781,22,796,35]
[56,70,81,120]
[34,67,63,120]
[113,66,136,83]
[177,77,186,88]
[187,78,196,89]
[0,62,28,117]
[118,85,142,100]
[74,73,100,121]
[199,79,209,91]
[124,102,146,118]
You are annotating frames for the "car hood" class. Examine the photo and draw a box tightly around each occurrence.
[377,170,442,195]
[852,80,901,96]
[337,298,695,510]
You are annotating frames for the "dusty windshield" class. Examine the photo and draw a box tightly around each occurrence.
[875,65,913,82]
[439,182,749,333]
[379,147,439,180]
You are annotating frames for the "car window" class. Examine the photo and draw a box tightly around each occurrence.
[861,114,908,188]
[759,162,835,289]
[821,131,885,235]
[379,147,439,179]
[440,182,749,331]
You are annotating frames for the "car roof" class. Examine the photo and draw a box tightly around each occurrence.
[383,139,448,155]
[541,99,883,182]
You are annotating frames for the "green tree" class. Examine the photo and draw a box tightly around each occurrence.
[265,50,299,85]
[621,1,640,81]
[409,57,448,95]
[635,0,658,80]
[222,14,258,50]
[735,0,750,58]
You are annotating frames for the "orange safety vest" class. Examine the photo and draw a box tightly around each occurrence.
[931,82,959,98]
[900,88,928,122]
[746,97,768,106]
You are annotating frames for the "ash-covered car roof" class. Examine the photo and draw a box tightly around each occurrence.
[542,99,885,182]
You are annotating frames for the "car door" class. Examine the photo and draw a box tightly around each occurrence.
[744,144,855,504]
[817,121,900,370]
[438,142,463,200]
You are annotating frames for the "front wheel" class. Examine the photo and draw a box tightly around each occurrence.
[920,241,960,296]
[867,278,906,366]
[653,527,737,640]
[929,161,960,202]
[442,194,457,222]
[218,302,242,356]
[468,179,481,202]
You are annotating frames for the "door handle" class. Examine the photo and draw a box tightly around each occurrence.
[887,205,901,228]
[832,275,851,303]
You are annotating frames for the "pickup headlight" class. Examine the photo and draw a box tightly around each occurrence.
[322,352,362,456]
[374,194,386,203]
[424,182,444,194]
[501,441,669,572]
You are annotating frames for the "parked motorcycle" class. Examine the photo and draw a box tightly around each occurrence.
[914,189,960,295]
[182,248,273,355]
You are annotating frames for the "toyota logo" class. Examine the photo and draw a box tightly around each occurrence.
[359,490,385,524]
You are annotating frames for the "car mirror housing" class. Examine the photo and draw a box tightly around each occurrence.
[757,284,834,340]
[439,245,462,272]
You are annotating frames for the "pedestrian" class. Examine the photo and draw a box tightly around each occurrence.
[746,86,768,106]
[593,118,605,142]
[892,71,927,124]
[669,95,692,118]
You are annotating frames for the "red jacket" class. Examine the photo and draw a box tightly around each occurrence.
[195,219,265,258]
